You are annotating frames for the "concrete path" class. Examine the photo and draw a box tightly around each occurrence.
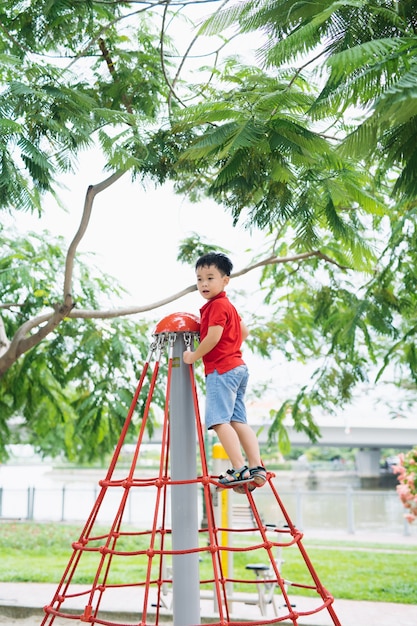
[1,580,417,625]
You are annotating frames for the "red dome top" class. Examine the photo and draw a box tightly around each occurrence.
[154,312,200,334]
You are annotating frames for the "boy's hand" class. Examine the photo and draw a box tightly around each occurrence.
[183,351,195,365]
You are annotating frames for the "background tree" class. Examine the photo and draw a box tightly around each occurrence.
[0,0,204,460]
[1,0,416,462]
[193,0,417,440]
[0,226,168,462]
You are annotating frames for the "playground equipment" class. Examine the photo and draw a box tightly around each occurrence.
[41,312,341,626]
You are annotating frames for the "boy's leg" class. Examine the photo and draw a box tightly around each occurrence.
[206,367,248,470]
[206,366,264,486]
[232,422,267,486]
[231,422,261,468]
[230,367,267,486]
[212,423,246,469]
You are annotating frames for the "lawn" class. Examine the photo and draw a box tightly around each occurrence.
[0,521,416,604]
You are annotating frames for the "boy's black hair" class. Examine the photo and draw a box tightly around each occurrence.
[195,252,233,276]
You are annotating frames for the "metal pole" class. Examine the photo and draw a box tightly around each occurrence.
[212,443,233,607]
[170,333,201,626]
[27,486,35,520]
[61,485,66,522]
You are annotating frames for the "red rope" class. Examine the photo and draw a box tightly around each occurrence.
[41,331,341,626]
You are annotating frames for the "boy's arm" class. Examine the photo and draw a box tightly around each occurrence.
[241,320,249,341]
[183,325,223,365]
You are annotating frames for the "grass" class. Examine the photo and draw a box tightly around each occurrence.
[1,521,416,604]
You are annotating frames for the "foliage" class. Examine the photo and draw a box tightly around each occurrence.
[195,0,417,444]
[297,446,357,464]
[243,195,417,444]
[172,62,387,242]
[0,0,170,213]
[0,226,161,462]
[0,1,181,460]
[393,445,417,523]
[206,0,417,201]
[1,0,417,463]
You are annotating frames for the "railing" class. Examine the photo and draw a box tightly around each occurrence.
[0,484,413,538]
[258,487,413,537]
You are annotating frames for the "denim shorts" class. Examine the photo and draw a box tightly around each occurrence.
[205,365,249,430]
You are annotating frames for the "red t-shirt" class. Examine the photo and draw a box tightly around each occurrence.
[199,291,245,375]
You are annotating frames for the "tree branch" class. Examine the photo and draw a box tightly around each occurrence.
[98,37,134,114]
[0,302,26,310]
[6,311,62,361]
[68,284,198,319]
[232,250,350,277]
[0,170,127,377]
[0,316,11,358]
[64,170,126,300]
[64,248,349,319]
[0,245,351,377]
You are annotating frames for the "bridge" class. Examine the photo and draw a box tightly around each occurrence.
[283,417,416,481]
[275,421,417,449]
[250,409,417,481]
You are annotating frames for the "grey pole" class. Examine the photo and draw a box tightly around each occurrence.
[169,327,201,625]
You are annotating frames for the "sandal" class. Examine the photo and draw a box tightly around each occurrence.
[249,466,267,486]
[233,480,257,494]
[218,465,250,485]
[232,466,266,494]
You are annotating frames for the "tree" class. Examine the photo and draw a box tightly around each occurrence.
[205,0,417,199]
[0,225,164,462]
[197,0,417,436]
[1,0,416,462]
[0,0,210,460]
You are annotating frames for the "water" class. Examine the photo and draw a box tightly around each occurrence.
[0,464,168,528]
[0,462,412,538]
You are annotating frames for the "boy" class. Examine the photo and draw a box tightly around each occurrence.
[183,252,266,490]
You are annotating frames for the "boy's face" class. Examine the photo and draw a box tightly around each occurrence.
[196,264,230,301]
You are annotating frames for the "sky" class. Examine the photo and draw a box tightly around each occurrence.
[7,149,267,314]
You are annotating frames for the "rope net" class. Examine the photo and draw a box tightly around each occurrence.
[40,324,341,626]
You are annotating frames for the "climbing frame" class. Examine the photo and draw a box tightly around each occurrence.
[40,313,341,626]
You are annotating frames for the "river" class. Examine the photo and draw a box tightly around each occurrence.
[0,460,413,540]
